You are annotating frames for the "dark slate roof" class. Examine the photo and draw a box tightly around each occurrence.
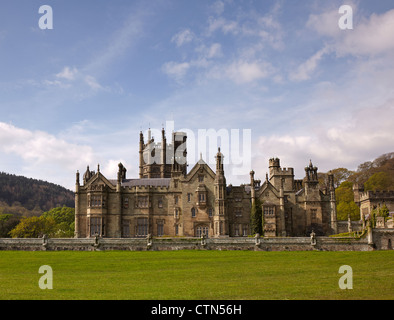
[121,178,171,188]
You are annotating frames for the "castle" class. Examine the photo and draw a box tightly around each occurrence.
[74,129,338,238]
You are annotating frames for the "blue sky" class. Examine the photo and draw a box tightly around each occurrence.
[1,0,394,190]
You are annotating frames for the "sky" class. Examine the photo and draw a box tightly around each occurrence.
[1,0,394,191]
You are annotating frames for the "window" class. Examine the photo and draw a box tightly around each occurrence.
[208,208,213,217]
[158,197,163,208]
[311,209,317,224]
[137,196,149,208]
[89,195,104,208]
[196,226,209,237]
[235,208,242,217]
[242,225,248,237]
[174,195,179,205]
[198,175,204,182]
[90,217,102,237]
[175,224,179,236]
[157,220,164,237]
[175,208,179,218]
[263,206,275,215]
[122,220,130,237]
[187,193,192,202]
[123,197,129,209]
[198,193,205,202]
[136,218,148,237]
[234,225,239,236]
[191,208,196,218]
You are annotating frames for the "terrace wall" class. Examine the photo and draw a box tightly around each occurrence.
[0,229,393,251]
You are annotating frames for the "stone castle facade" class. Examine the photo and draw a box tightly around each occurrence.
[74,129,338,238]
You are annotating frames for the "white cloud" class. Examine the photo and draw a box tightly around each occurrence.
[84,75,103,90]
[0,122,94,189]
[253,100,394,178]
[56,66,79,81]
[289,46,330,81]
[222,60,274,84]
[161,61,190,82]
[171,29,194,47]
[207,16,239,36]
[308,6,394,57]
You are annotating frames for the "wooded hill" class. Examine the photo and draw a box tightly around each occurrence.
[0,172,74,217]
[319,152,394,221]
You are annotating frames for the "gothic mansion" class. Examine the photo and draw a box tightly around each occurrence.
[74,129,338,238]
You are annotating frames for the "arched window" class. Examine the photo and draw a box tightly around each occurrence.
[191,207,196,217]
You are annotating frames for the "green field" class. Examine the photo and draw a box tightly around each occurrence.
[0,250,393,300]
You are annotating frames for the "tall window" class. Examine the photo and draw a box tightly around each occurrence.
[191,207,196,217]
[136,218,148,237]
[242,225,248,237]
[90,217,102,237]
[157,220,164,237]
[310,209,317,224]
[235,208,242,217]
[122,220,130,238]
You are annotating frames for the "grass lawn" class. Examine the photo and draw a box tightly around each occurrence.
[0,250,393,300]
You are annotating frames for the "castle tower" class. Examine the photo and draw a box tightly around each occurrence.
[161,128,167,178]
[214,148,228,237]
[171,132,187,177]
[74,170,80,238]
[269,158,280,177]
[353,183,364,206]
[250,170,256,206]
[279,178,286,236]
[139,131,144,178]
[328,171,338,234]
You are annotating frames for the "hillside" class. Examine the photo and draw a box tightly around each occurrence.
[0,172,74,216]
[347,152,394,190]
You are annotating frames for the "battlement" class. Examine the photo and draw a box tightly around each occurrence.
[279,167,294,175]
[360,190,394,201]
[269,158,280,168]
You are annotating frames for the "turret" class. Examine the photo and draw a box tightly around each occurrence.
[328,171,338,234]
[161,128,167,178]
[269,158,280,177]
[139,131,144,178]
[250,170,255,206]
[172,132,187,176]
[214,148,227,236]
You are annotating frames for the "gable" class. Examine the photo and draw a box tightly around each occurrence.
[85,172,115,190]
[184,160,216,183]
[256,180,279,199]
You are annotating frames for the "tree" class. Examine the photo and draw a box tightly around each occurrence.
[364,172,393,192]
[335,181,360,221]
[330,168,355,188]
[9,216,57,238]
[250,199,263,235]
[42,206,75,237]
[0,214,20,237]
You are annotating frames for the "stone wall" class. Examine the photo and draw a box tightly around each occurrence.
[1,229,393,251]
[337,221,363,233]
